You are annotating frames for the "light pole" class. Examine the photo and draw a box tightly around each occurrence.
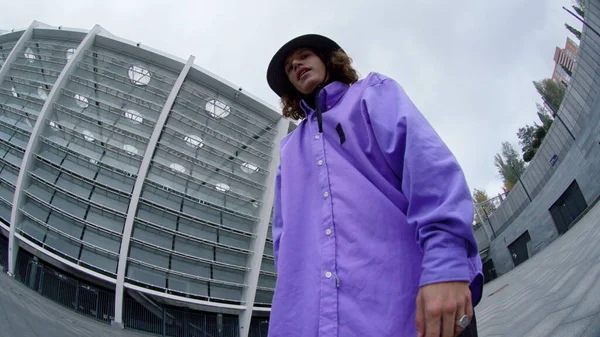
[509,164,532,202]
[542,97,576,141]
[563,6,600,38]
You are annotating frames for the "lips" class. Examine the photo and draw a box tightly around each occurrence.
[296,67,310,81]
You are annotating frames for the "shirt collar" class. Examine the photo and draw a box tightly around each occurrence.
[300,81,350,115]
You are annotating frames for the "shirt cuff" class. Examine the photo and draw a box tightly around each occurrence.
[419,244,471,288]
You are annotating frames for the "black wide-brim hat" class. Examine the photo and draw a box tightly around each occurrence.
[267,34,343,98]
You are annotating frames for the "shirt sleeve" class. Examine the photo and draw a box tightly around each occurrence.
[362,76,477,287]
[272,165,283,272]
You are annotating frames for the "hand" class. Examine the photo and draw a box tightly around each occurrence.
[415,281,473,337]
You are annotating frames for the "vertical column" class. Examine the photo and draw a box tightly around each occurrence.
[7,24,103,276]
[238,117,290,337]
[111,55,195,328]
[0,21,46,84]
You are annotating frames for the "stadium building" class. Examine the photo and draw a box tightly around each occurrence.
[0,21,292,337]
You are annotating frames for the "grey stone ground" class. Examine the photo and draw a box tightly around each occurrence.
[476,202,600,337]
[0,272,148,337]
[0,204,599,337]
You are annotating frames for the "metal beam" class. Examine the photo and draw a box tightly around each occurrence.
[0,21,39,85]
[238,117,289,337]
[7,24,102,276]
[112,55,195,328]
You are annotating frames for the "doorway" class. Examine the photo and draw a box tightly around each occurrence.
[549,180,588,235]
[508,231,531,267]
[483,259,497,283]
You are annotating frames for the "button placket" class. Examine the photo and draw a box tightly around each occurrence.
[309,111,339,337]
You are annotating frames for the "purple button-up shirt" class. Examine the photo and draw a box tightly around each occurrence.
[269,72,482,337]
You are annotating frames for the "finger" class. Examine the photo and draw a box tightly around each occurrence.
[425,301,442,337]
[416,292,425,337]
[441,300,457,337]
[453,299,466,337]
[466,291,474,320]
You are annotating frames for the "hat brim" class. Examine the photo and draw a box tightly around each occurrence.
[267,34,342,98]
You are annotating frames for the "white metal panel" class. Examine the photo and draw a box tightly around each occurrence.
[112,55,195,326]
[7,24,102,275]
[238,117,289,337]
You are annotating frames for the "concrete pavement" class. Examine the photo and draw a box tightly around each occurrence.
[0,272,149,337]
[476,202,600,337]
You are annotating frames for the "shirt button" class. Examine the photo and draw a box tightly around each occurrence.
[314,135,321,140]
[312,117,317,121]
[327,105,331,109]
[325,271,332,279]
[323,191,329,198]
[317,160,324,166]
[325,228,332,235]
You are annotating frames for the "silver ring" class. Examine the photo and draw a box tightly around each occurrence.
[456,315,470,329]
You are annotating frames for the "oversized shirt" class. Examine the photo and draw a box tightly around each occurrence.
[269,72,483,337]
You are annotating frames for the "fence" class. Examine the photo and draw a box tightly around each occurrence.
[6,247,268,337]
[16,253,115,324]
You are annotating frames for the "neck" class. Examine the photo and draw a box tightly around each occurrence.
[304,79,331,109]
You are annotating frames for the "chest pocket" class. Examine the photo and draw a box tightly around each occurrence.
[335,123,346,145]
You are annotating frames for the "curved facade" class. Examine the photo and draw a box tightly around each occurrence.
[0,21,288,336]
[475,0,600,277]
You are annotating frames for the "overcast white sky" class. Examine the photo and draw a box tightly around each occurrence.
[2,0,584,197]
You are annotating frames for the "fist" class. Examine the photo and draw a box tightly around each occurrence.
[415,281,473,337]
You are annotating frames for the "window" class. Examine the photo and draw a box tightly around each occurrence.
[184,135,203,148]
[24,47,35,62]
[74,94,89,108]
[215,183,230,192]
[123,144,138,155]
[49,121,61,130]
[124,109,143,124]
[66,48,76,61]
[169,163,186,173]
[128,65,151,86]
[206,99,231,118]
[38,86,48,100]
[82,130,95,142]
[241,162,259,174]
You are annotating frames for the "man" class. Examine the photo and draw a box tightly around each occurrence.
[266,34,483,337]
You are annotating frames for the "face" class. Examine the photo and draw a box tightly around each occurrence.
[284,48,327,95]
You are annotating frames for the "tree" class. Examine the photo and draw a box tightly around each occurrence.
[573,5,584,18]
[517,104,554,162]
[517,124,538,153]
[533,79,566,113]
[472,188,496,225]
[536,104,554,130]
[565,23,582,40]
[473,188,489,204]
[575,0,586,10]
[494,142,525,191]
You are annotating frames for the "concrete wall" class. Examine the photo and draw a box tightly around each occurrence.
[485,0,600,275]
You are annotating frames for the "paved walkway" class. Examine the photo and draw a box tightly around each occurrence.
[0,272,148,337]
[476,202,600,337]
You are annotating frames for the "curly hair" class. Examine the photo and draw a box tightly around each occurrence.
[280,50,359,120]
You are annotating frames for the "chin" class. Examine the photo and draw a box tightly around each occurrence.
[300,79,322,94]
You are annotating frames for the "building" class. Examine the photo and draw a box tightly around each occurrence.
[0,21,291,337]
[474,1,600,282]
[551,37,579,87]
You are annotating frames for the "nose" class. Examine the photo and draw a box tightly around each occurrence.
[291,59,302,71]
